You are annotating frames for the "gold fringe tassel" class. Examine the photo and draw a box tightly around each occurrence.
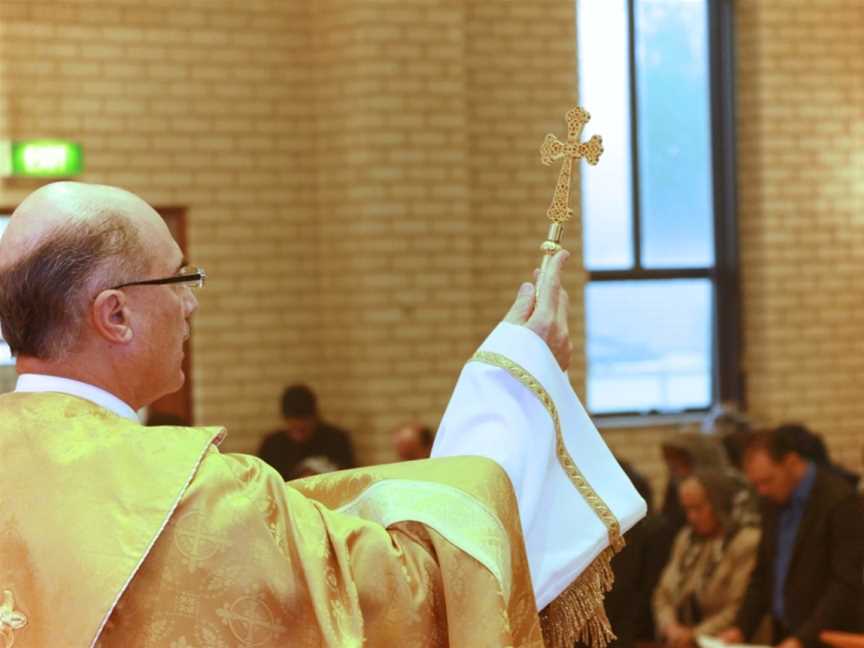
[539,545,618,648]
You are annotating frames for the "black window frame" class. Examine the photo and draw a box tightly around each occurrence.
[584,0,742,418]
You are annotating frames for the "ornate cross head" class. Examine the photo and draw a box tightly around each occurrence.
[540,106,604,224]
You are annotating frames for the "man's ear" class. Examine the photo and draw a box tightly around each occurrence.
[92,289,134,344]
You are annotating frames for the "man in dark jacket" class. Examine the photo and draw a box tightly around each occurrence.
[718,428,864,648]
[258,384,355,480]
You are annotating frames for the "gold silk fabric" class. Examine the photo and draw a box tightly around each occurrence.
[0,392,543,647]
[0,392,221,648]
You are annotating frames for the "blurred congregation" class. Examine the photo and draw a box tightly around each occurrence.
[246,385,863,648]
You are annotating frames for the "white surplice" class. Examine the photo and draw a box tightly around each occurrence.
[433,321,647,609]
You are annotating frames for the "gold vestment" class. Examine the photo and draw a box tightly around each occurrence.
[0,392,543,647]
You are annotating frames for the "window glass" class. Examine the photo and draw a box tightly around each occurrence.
[635,0,714,268]
[585,279,713,414]
[577,0,634,270]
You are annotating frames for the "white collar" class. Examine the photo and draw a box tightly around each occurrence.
[14,373,139,422]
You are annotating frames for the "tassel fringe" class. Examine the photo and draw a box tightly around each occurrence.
[539,545,620,648]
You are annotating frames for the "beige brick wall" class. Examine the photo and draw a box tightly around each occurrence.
[0,0,860,483]
[736,0,864,476]
[0,1,323,450]
[310,0,476,462]
[0,0,585,465]
[309,0,585,462]
[466,2,587,381]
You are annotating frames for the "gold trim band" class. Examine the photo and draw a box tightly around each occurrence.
[471,351,622,549]
[470,350,624,648]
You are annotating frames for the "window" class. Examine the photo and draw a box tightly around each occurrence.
[576,0,739,415]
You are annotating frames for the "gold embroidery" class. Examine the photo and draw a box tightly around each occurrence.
[173,509,228,570]
[215,596,286,646]
[472,351,622,546]
[471,350,624,648]
[0,590,27,648]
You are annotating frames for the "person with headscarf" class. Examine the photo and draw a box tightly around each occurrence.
[653,469,761,648]
[660,432,760,538]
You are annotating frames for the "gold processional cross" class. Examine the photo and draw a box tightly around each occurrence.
[537,106,603,294]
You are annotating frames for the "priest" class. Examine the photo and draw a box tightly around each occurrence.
[0,182,645,647]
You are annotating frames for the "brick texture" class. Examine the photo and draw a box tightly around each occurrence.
[0,0,860,487]
[0,0,584,466]
[596,1,864,502]
[0,0,323,452]
[736,0,864,477]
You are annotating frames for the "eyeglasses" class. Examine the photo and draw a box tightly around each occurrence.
[112,265,207,290]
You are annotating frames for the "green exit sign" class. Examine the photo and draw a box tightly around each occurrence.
[0,140,84,178]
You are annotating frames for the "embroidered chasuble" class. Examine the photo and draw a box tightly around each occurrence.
[0,323,644,648]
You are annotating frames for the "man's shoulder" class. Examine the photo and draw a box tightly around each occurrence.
[799,468,862,535]
[318,421,351,441]
[185,448,287,504]
[812,466,856,507]
[260,429,292,448]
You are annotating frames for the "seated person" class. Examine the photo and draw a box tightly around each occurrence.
[660,433,744,536]
[654,469,760,648]
[258,384,355,479]
[391,420,434,461]
[657,433,760,591]
[718,428,864,648]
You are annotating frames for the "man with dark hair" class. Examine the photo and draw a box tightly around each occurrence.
[718,427,864,648]
[258,384,355,479]
[282,383,316,416]
[774,423,860,489]
[391,420,434,461]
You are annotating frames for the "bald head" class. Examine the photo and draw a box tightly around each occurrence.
[0,182,163,360]
[0,182,197,409]
[0,182,165,268]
